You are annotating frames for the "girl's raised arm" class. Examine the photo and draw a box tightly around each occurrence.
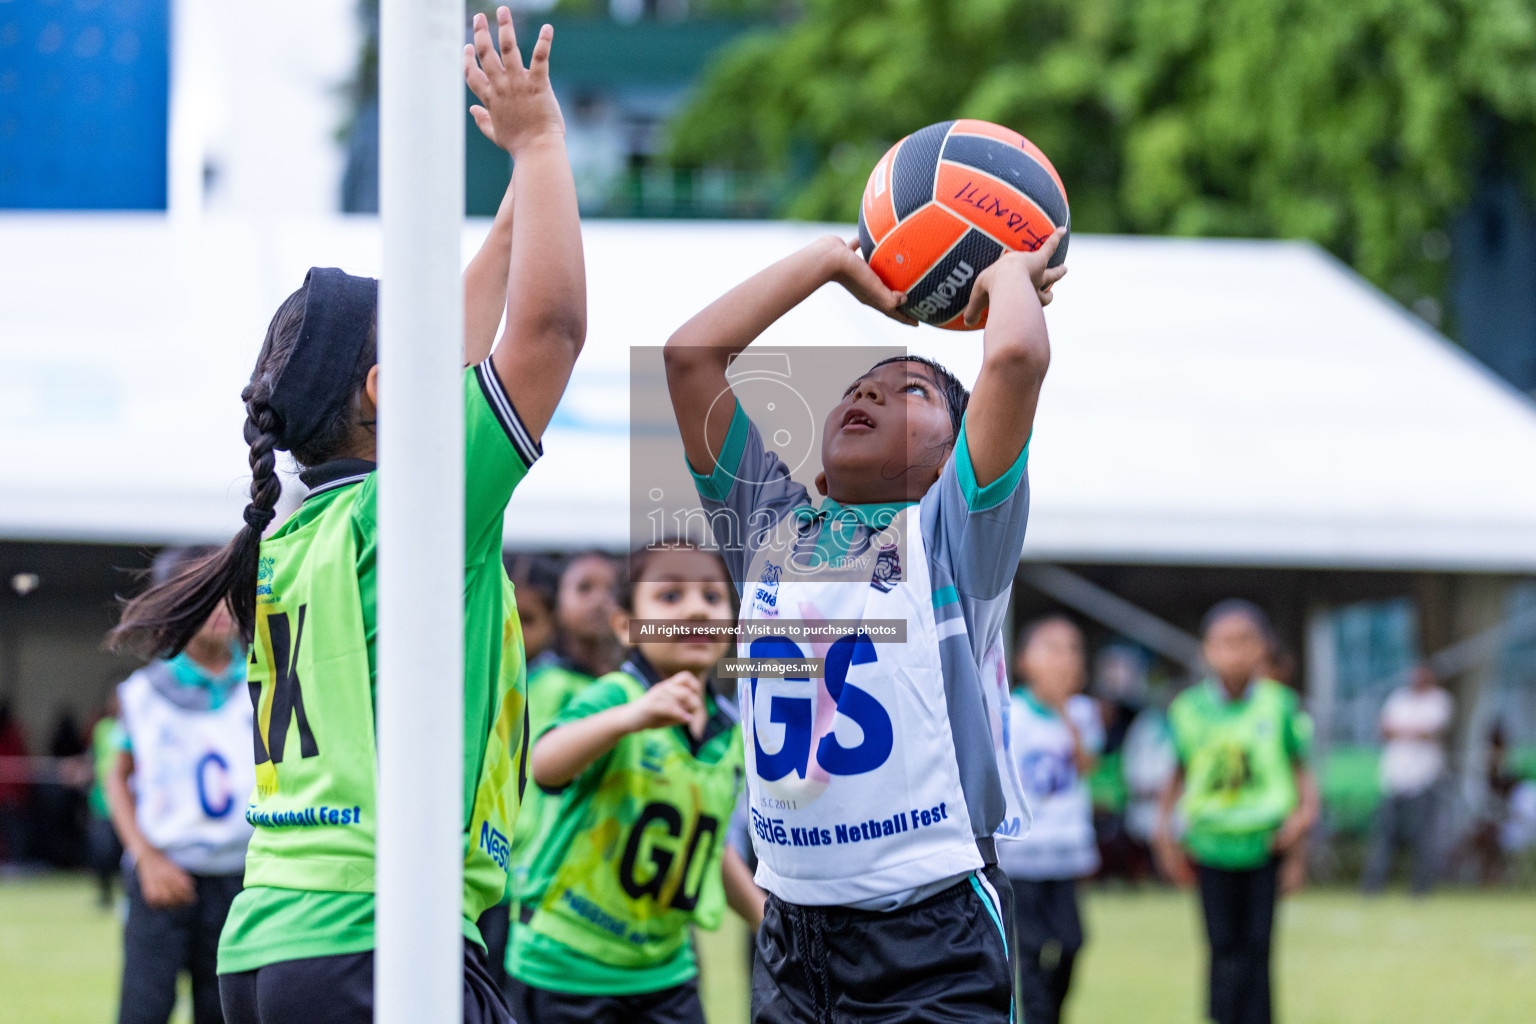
[955,227,1067,487]
[462,181,515,367]
[465,8,585,444]
[663,237,910,477]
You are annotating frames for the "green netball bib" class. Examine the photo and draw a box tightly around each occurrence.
[523,671,744,968]
[1171,679,1310,868]
[243,481,530,921]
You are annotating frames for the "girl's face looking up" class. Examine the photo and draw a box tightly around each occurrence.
[816,360,957,506]
[618,548,733,677]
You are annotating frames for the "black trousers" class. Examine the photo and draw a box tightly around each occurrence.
[476,903,512,993]
[88,816,124,905]
[118,866,244,1024]
[510,978,704,1024]
[1361,788,1439,894]
[1194,859,1279,1024]
[219,944,511,1024]
[1007,877,1083,1024]
[752,866,1015,1024]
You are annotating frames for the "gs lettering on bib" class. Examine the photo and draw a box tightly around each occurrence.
[738,506,985,905]
[692,401,1035,907]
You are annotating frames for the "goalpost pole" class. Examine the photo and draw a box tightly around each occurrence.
[376,0,465,1021]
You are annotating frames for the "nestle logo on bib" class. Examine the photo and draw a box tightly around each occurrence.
[256,556,276,598]
[478,821,510,869]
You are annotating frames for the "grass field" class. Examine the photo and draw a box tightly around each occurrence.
[3,874,1533,1024]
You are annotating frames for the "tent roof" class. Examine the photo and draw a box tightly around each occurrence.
[3,213,1535,572]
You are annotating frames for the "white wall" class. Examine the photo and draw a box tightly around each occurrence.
[173,0,358,219]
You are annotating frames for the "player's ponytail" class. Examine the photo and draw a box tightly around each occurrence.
[111,269,378,658]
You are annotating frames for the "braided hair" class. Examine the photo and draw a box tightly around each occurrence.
[110,283,377,657]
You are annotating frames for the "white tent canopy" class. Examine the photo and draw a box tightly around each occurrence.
[3,214,1536,571]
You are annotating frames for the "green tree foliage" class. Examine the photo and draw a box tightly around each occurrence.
[668,0,1536,305]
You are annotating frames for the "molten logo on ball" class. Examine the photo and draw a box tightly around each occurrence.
[857,119,1070,330]
[909,260,976,322]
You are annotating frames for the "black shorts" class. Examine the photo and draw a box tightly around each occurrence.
[752,866,1015,1024]
[219,943,511,1024]
[507,978,704,1024]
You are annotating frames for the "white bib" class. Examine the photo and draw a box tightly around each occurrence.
[999,693,1098,880]
[739,504,999,905]
[119,665,255,874]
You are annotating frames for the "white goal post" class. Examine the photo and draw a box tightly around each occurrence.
[376,0,466,1021]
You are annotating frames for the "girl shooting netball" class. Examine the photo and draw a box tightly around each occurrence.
[663,197,1065,1020]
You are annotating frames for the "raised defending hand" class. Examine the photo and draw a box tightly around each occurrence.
[464,7,564,156]
[961,226,1068,326]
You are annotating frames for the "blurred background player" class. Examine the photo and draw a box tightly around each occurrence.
[87,690,125,908]
[508,542,763,1024]
[531,550,622,733]
[105,546,255,1024]
[1002,616,1103,1024]
[504,548,619,998]
[1087,644,1155,884]
[0,701,28,867]
[509,553,562,667]
[1361,663,1452,895]
[1154,600,1320,1024]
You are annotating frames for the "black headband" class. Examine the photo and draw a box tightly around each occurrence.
[268,267,378,452]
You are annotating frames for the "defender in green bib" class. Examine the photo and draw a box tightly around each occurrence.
[220,362,538,961]
[509,544,765,1024]
[1154,601,1320,1024]
[109,13,588,1021]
